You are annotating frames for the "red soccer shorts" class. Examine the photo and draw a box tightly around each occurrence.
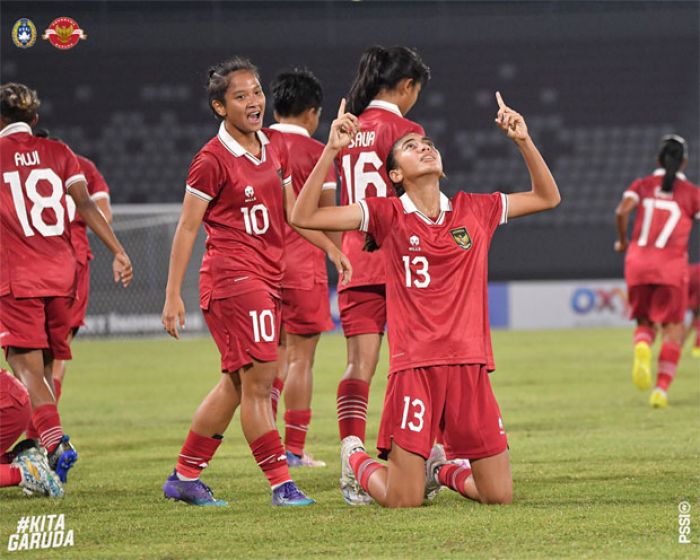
[628,284,687,324]
[377,364,508,461]
[0,370,31,454]
[338,285,386,337]
[0,294,73,360]
[281,283,334,335]
[202,289,280,373]
[70,261,90,331]
[688,265,700,311]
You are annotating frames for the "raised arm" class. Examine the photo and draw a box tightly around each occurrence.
[291,99,364,232]
[614,194,637,252]
[494,92,561,219]
[162,193,208,338]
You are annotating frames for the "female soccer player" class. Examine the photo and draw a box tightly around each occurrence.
[0,83,132,485]
[335,46,430,453]
[161,58,348,506]
[684,263,700,356]
[268,68,338,468]
[292,94,560,508]
[615,135,700,408]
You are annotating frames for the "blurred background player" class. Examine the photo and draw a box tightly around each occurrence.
[31,128,112,418]
[0,83,132,484]
[684,262,700,356]
[335,45,430,453]
[0,368,63,497]
[161,58,348,507]
[293,93,560,507]
[615,135,700,408]
[268,68,338,468]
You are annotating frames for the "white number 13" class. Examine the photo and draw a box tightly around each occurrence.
[400,396,426,432]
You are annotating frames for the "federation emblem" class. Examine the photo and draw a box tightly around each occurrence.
[244,186,255,201]
[12,18,37,49]
[43,17,87,50]
[450,227,472,250]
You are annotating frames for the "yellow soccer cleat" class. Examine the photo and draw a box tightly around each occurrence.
[649,388,668,408]
[692,346,700,358]
[632,342,652,390]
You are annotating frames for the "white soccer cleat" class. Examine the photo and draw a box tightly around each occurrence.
[339,436,372,506]
[424,443,446,502]
[13,447,64,498]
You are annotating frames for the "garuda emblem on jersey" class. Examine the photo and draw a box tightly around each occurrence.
[450,227,472,250]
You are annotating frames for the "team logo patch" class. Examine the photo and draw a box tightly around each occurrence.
[244,185,256,202]
[43,17,87,50]
[12,18,37,49]
[409,235,421,252]
[450,227,472,250]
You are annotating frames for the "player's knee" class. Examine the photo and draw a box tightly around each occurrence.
[480,487,513,505]
[383,495,424,509]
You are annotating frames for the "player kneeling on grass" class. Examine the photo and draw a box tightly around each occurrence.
[292,94,560,507]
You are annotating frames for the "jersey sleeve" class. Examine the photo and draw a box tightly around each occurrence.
[80,157,110,200]
[623,179,642,203]
[463,192,508,235]
[322,165,337,191]
[273,134,293,189]
[185,150,223,202]
[62,145,86,191]
[358,197,396,247]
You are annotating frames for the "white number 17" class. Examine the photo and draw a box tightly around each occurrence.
[638,199,681,248]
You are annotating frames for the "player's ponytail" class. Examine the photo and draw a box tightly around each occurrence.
[658,134,687,193]
[206,57,260,120]
[0,83,40,125]
[347,46,430,116]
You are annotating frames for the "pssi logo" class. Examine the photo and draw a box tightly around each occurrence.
[571,287,628,317]
[12,18,37,49]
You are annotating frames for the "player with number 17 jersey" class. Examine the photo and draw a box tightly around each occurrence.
[338,101,424,294]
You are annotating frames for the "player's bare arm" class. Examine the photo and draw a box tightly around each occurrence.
[494,92,561,219]
[69,180,132,287]
[284,183,352,284]
[162,192,208,339]
[292,99,364,232]
[614,196,637,252]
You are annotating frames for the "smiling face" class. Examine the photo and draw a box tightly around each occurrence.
[387,132,443,186]
[211,70,265,134]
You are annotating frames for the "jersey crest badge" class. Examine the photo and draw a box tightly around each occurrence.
[12,18,37,49]
[43,17,87,50]
[450,227,472,250]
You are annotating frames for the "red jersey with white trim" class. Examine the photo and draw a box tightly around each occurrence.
[185,123,291,307]
[623,170,700,287]
[67,155,110,265]
[337,100,425,291]
[269,123,336,290]
[0,123,85,298]
[359,190,508,373]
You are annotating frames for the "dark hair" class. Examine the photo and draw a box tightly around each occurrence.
[1,82,40,124]
[206,57,260,120]
[347,46,430,116]
[270,68,323,118]
[362,136,407,253]
[658,134,687,192]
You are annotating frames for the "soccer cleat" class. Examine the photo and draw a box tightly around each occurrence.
[47,435,78,483]
[649,388,668,409]
[162,471,228,506]
[424,443,446,502]
[13,447,64,498]
[286,450,327,468]
[692,346,700,358]
[632,342,652,390]
[339,436,372,506]
[271,481,315,506]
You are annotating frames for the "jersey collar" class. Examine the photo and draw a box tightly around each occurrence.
[217,121,270,165]
[0,122,33,137]
[268,122,310,137]
[400,192,452,225]
[653,167,687,181]
[367,99,402,117]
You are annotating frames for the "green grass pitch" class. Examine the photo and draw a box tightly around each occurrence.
[1,328,698,559]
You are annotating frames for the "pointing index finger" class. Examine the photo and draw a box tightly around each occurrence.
[337,98,346,119]
[495,91,506,110]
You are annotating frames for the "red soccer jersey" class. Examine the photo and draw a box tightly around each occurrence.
[624,170,700,287]
[66,155,111,265]
[185,123,292,307]
[268,123,336,290]
[359,190,509,373]
[337,100,425,291]
[0,122,85,298]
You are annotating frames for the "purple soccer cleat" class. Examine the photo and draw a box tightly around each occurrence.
[162,471,228,506]
[271,481,315,506]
